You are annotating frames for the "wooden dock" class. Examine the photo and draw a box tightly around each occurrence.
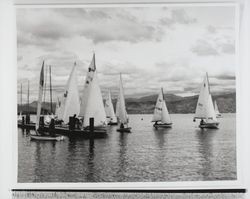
[18,122,108,139]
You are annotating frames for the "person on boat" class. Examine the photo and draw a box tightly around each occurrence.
[72,114,80,129]
[25,114,30,124]
[154,121,158,126]
[49,118,55,137]
[200,119,204,125]
[74,115,80,129]
[120,123,124,129]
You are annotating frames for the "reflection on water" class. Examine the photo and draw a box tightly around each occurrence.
[196,129,216,180]
[86,139,95,182]
[117,133,128,181]
[18,114,236,182]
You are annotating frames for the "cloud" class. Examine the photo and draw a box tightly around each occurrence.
[220,43,235,54]
[212,74,235,80]
[207,25,217,34]
[16,6,236,101]
[160,9,196,27]
[191,40,219,56]
[17,8,165,47]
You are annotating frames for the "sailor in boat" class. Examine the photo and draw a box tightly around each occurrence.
[120,123,124,129]
[49,118,56,137]
[74,114,80,129]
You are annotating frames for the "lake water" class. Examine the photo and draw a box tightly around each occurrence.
[18,114,236,182]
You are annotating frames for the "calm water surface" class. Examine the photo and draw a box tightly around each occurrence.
[18,114,236,182]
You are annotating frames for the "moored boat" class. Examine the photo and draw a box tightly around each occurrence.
[30,134,65,141]
[34,61,67,140]
[80,54,107,133]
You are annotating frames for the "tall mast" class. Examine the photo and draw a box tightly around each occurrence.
[161,87,164,101]
[20,83,22,113]
[43,64,48,114]
[27,80,29,114]
[206,72,211,94]
[49,65,53,114]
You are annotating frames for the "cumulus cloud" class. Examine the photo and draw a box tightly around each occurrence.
[212,74,235,80]
[191,40,219,56]
[16,6,236,102]
[17,8,165,47]
[160,9,196,27]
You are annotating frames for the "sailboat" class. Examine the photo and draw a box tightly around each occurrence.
[80,54,107,130]
[82,72,107,128]
[116,74,131,133]
[79,53,96,118]
[55,97,63,120]
[30,61,65,141]
[214,100,222,118]
[105,90,118,125]
[44,65,55,125]
[57,62,80,124]
[152,88,172,128]
[193,73,219,129]
[18,83,23,122]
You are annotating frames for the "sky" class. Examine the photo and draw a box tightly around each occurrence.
[16,5,236,103]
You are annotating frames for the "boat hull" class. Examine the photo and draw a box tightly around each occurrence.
[108,122,118,126]
[117,127,131,133]
[199,122,219,129]
[18,123,107,139]
[30,135,65,141]
[153,123,172,129]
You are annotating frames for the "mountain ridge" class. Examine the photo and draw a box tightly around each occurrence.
[17,92,236,114]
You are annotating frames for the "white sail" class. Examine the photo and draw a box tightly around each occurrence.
[79,54,96,117]
[152,89,164,122]
[115,97,120,117]
[60,63,80,123]
[35,61,45,130]
[214,100,221,117]
[116,74,128,124]
[161,100,171,124]
[206,94,217,122]
[83,72,107,127]
[55,97,62,119]
[105,90,117,123]
[194,73,217,121]
[152,88,171,124]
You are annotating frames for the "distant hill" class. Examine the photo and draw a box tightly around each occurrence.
[17,92,236,114]
[18,101,56,115]
[124,92,235,114]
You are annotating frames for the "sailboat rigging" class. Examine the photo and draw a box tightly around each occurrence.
[193,73,219,129]
[116,74,131,133]
[82,62,107,128]
[152,88,172,129]
[105,90,118,125]
[18,83,23,122]
[214,100,222,118]
[59,62,81,124]
[32,61,64,141]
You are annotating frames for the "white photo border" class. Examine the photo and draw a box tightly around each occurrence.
[13,1,245,190]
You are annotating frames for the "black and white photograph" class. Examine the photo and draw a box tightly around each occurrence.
[16,4,237,184]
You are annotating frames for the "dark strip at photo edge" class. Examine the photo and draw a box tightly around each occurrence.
[11,189,247,193]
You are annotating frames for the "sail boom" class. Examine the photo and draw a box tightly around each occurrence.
[193,116,214,120]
